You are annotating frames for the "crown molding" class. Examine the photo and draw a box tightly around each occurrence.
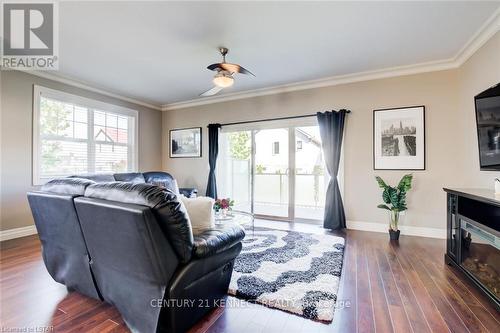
[163,8,500,111]
[454,6,500,65]
[17,70,163,111]
[162,58,458,111]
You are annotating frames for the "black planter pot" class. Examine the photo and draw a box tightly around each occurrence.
[389,229,400,240]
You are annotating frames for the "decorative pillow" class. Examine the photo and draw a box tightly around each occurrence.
[180,196,215,234]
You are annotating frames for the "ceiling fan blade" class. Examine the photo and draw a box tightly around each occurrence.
[220,63,255,76]
[207,63,223,71]
[200,86,223,97]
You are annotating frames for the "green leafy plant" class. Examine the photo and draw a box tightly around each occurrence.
[375,174,413,231]
[255,164,266,174]
[40,98,71,173]
[228,132,251,160]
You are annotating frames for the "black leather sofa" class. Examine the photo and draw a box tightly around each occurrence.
[27,172,244,333]
[70,171,198,198]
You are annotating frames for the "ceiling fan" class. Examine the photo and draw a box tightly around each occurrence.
[200,47,255,97]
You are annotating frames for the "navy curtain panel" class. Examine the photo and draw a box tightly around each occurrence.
[317,110,347,229]
[205,123,221,198]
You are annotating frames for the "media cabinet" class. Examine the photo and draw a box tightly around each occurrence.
[444,188,500,310]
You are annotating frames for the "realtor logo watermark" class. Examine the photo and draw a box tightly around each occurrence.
[1,1,58,70]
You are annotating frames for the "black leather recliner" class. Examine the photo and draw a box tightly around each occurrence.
[27,178,102,300]
[27,175,244,333]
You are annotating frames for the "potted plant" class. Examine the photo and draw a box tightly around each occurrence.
[375,174,413,240]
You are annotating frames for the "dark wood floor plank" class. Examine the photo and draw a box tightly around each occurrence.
[82,318,120,333]
[435,262,500,332]
[108,324,131,333]
[407,237,499,324]
[332,231,357,333]
[445,264,500,323]
[423,260,490,333]
[405,237,496,333]
[382,241,432,333]
[365,238,394,333]
[355,238,376,333]
[402,244,470,333]
[388,242,450,333]
[2,225,498,333]
[374,247,413,332]
[51,294,104,327]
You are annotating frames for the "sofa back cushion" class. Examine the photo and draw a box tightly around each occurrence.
[74,197,179,283]
[113,172,146,183]
[69,174,115,183]
[42,177,96,196]
[84,182,194,263]
[143,171,180,194]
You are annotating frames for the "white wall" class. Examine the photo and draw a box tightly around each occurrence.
[458,31,500,187]
[0,71,163,231]
[162,32,500,234]
[1,33,498,237]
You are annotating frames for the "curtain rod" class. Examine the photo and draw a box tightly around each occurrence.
[218,109,351,127]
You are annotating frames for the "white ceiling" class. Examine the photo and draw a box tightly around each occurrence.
[55,1,500,107]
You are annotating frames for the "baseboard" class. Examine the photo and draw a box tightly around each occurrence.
[0,221,444,241]
[0,225,38,242]
[347,220,446,239]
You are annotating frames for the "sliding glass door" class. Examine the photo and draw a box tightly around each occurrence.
[253,128,290,219]
[294,126,328,221]
[218,122,327,223]
[217,131,252,212]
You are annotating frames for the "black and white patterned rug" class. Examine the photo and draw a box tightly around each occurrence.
[228,228,345,322]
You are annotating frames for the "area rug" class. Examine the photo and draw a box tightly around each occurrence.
[228,228,345,321]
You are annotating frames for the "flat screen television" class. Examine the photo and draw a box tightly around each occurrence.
[475,83,500,170]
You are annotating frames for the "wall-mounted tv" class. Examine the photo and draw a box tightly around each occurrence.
[475,83,500,171]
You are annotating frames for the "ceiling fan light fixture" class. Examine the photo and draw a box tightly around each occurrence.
[213,72,234,88]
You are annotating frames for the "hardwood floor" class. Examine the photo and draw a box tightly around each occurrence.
[1,222,498,332]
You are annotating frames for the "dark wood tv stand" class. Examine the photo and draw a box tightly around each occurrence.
[443,188,500,311]
[444,188,500,311]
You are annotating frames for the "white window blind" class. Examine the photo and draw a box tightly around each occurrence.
[33,86,138,185]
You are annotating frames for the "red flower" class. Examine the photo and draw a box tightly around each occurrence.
[213,198,233,210]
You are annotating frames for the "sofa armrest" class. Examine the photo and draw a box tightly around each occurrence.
[193,223,245,259]
[179,187,197,198]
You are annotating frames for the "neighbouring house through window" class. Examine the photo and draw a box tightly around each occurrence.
[296,140,303,150]
[32,85,138,185]
[272,141,280,155]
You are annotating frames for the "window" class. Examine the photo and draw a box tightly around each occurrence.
[217,118,343,222]
[33,86,138,185]
[272,141,280,155]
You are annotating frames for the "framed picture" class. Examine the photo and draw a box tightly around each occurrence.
[373,106,425,170]
[169,127,202,158]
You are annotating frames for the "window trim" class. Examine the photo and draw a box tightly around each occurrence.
[33,85,139,185]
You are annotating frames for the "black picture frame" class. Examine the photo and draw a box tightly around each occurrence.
[169,127,202,158]
[373,105,426,170]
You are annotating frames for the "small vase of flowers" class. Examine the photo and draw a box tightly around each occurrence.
[214,198,234,218]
